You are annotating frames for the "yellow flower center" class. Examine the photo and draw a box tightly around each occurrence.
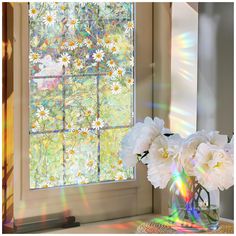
[85,110,92,116]
[47,15,53,22]
[214,162,223,168]
[33,54,39,60]
[61,5,66,10]
[108,71,113,76]
[112,47,117,52]
[109,60,114,65]
[117,69,122,75]
[62,57,68,62]
[81,131,88,136]
[87,160,94,167]
[69,150,75,155]
[40,111,46,116]
[31,8,37,14]
[96,53,102,59]
[50,176,55,181]
[118,160,123,165]
[32,123,36,128]
[162,149,169,159]
[105,38,111,44]
[69,41,75,46]
[117,175,124,181]
[128,78,133,84]
[128,22,133,28]
[114,85,119,91]
[77,171,81,177]
[96,121,101,126]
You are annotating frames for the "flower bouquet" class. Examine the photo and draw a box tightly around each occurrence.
[120,117,234,232]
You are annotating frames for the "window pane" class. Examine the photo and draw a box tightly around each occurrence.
[29,2,134,189]
[100,128,134,182]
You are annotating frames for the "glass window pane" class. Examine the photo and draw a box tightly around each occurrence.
[100,128,134,182]
[29,2,135,189]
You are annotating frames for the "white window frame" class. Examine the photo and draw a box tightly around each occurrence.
[14,3,153,223]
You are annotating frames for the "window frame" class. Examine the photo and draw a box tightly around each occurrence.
[14,2,153,222]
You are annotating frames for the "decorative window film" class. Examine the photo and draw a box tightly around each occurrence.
[29,3,135,189]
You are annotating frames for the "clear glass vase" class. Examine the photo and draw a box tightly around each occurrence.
[168,171,219,232]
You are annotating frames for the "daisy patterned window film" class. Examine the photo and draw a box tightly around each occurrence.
[29,2,135,189]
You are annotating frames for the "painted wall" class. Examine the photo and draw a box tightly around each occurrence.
[170,3,198,137]
[198,2,234,219]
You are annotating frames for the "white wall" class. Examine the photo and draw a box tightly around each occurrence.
[170,3,198,137]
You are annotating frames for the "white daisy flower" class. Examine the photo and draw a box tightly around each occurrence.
[75,59,84,70]
[115,67,125,77]
[92,49,105,62]
[80,128,89,137]
[85,108,93,116]
[83,38,92,48]
[43,13,56,26]
[125,21,134,33]
[127,77,134,86]
[110,44,118,54]
[92,118,104,130]
[29,7,38,18]
[106,60,116,68]
[103,38,112,48]
[67,18,78,30]
[29,52,40,63]
[67,149,75,157]
[58,53,71,67]
[115,172,125,181]
[86,159,96,171]
[67,40,78,50]
[36,106,49,120]
[31,121,40,132]
[66,122,74,129]
[111,82,122,94]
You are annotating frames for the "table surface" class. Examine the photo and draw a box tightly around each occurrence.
[38,214,234,234]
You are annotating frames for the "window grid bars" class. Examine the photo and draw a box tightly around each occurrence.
[29,3,134,187]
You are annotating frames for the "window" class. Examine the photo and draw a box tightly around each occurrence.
[14,3,153,223]
[28,2,134,189]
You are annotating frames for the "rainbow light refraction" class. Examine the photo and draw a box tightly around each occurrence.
[151,166,208,233]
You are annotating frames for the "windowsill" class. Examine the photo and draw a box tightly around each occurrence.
[36,214,157,234]
[37,214,234,234]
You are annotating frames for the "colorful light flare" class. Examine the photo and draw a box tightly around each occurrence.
[153,166,209,233]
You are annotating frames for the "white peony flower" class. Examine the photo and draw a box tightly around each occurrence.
[133,117,170,155]
[180,130,228,176]
[180,131,208,176]
[147,161,173,189]
[119,122,144,168]
[149,134,183,165]
[206,130,228,147]
[193,143,234,191]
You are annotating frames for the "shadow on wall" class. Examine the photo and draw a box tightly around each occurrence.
[198,2,234,220]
